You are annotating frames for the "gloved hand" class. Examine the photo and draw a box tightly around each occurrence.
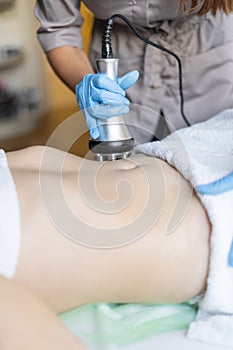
[196,172,233,195]
[76,70,139,139]
[196,171,233,267]
[228,240,233,267]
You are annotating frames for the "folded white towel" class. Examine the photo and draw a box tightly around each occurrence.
[134,109,233,347]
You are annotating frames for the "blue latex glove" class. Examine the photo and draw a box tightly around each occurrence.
[76,70,139,139]
[196,171,233,267]
[228,240,233,267]
[196,172,233,195]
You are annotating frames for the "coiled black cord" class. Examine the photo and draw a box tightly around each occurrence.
[102,14,190,127]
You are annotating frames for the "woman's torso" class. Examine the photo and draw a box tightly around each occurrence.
[7,146,210,307]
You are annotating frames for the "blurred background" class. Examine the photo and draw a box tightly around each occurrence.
[0,0,93,156]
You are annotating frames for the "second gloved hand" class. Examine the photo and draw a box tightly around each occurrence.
[196,171,233,267]
[76,70,139,139]
[196,172,233,195]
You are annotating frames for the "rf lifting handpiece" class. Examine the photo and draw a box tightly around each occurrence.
[88,19,135,161]
[88,58,135,161]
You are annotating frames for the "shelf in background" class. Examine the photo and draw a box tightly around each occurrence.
[0,106,89,158]
[0,0,15,13]
[0,45,24,70]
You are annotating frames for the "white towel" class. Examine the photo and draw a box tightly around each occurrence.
[0,149,21,279]
[134,109,233,347]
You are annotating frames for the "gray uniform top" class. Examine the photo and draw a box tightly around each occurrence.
[35,0,233,141]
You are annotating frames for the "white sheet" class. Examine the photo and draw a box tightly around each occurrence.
[120,330,226,350]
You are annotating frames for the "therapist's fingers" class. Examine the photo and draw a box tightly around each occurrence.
[91,104,130,119]
[92,89,130,106]
[93,74,125,95]
[118,70,139,90]
[84,111,99,139]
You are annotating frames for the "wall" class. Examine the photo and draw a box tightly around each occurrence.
[0,0,94,157]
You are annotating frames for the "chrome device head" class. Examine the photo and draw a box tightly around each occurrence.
[89,138,135,161]
[89,58,135,161]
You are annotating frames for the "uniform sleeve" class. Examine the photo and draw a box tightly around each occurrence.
[34,0,84,52]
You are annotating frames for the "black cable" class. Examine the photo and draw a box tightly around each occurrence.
[102,14,190,127]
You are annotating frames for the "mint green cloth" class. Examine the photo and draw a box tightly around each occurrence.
[60,300,198,349]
